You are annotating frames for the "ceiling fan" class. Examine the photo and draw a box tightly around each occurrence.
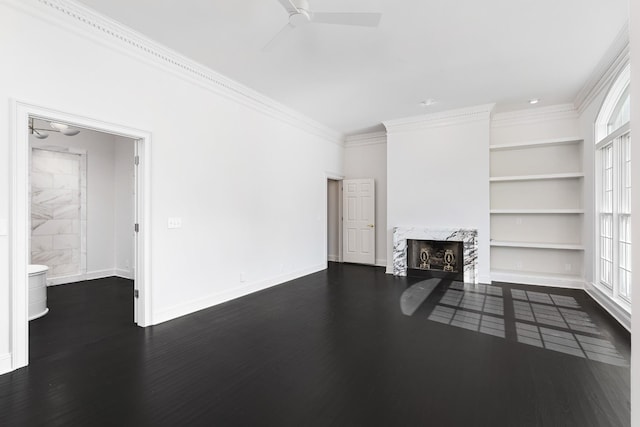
[264,0,382,50]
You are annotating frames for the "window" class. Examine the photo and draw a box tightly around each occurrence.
[595,65,631,307]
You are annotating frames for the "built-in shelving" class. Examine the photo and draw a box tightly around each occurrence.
[490,135,585,287]
[490,209,584,214]
[490,241,584,250]
[489,172,584,182]
[490,269,584,288]
[489,136,583,151]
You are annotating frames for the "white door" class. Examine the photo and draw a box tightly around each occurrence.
[343,178,375,265]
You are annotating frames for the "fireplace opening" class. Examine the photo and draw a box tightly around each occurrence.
[406,239,464,281]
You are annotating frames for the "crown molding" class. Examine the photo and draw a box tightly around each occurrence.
[344,131,387,147]
[491,104,578,128]
[3,0,343,144]
[574,23,630,115]
[383,104,495,135]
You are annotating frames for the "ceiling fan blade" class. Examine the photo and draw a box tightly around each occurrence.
[262,23,296,51]
[276,0,299,15]
[310,12,381,27]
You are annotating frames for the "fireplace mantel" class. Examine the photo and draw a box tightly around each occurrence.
[393,227,478,284]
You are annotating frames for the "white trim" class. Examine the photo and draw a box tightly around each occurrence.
[2,0,342,145]
[585,281,631,331]
[9,101,30,371]
[575,24,630,114]
[153,263,326,325]
[383,104,495,134]
[491,270,584,289]
[328,255,339,262]
[491,104,578,128]
[375,259,387,268]
[115,269,134,280]
[0,353,12,375]
[478,275,492,285]
[9,100,153,372]
[344,131,387,147]
[44,269,134,286]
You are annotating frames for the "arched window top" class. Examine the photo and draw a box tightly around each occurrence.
[596,64,630,142]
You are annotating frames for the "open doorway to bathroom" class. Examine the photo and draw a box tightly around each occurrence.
[327,177,343,265]
[9,101,151,371]
[27,119,138,362]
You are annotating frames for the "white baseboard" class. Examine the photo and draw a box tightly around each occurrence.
[153,263,326,325]
[47,269,118,286]
[584,282,631,332]
[478,274,492,284]
[115,268,134,280]
[375,259,387,268]
[0,353,12,375]
[328,254,339,262]
[490,270,585,289]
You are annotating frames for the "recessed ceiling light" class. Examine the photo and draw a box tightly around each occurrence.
[420,99,437,107]
[528,98,540,105]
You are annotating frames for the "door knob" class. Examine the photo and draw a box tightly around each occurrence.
[368,224,374,228]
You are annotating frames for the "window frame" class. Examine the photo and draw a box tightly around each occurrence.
[594,65,631,311]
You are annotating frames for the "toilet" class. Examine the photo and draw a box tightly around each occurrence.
[28,264,49,320]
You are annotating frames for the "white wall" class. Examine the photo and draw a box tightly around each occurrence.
[0,0,343,362]
[344,132,387,266]
[327,179,339,262]
[384,105,492,282]
[114,136,135,278]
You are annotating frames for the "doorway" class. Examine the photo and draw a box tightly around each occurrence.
[9,101,152,371]
[327,178,342,264]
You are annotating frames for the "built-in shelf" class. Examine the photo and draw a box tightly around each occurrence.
[489,172,584,182]
[490,241,584,250]
[490,132,584,288]
[491,269,584,288]
[489,137,583,151]
[490,209,584,214]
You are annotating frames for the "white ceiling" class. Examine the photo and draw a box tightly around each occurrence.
[75,0,628,135]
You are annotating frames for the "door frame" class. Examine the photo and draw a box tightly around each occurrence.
[9,100,153,371]
[324,173,344,267]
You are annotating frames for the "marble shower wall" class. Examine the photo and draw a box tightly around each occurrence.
[30,147,87,278]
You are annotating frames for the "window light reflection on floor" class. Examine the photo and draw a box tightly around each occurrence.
[425,284,628,367]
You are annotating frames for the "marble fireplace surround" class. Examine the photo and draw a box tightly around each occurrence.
[393,227,478,284]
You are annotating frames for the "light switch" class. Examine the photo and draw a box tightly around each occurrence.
[168,217,182,229]
[0,218,7,236]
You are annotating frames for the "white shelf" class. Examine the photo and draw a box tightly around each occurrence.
[490,209,584,214]
[491,269,585,288]
[490,241,584,250]
[489,137,583,151]
[489,172,584,182]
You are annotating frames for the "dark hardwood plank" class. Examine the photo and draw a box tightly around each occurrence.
[0,264,630,426]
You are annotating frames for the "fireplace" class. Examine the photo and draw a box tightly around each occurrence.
[392,227,478,284]
[406,239,464,281]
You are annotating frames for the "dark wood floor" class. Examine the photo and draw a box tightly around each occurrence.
[0,264,630,426]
